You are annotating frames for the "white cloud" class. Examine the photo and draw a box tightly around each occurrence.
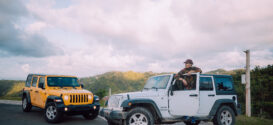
[21,64,30,73]
[25,22,48,34]
[0,0,273,79]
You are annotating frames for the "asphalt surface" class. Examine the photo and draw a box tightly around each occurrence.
[0,100,212,125]
[0,104,107,125]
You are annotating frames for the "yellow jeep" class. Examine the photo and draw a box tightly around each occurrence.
[22,74,100,123]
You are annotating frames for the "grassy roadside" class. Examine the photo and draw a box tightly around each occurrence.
[0,97,21,101]
[236,115,273,125]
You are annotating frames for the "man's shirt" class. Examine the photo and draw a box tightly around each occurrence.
[175,66,202,79]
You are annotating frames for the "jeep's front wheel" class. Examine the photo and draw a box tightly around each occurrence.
[125,107,154,125]
[22,96,32,112]
[83,110,99,120]
[45,102,63,123]
[213,106,235,125]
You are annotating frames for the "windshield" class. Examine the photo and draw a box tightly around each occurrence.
[47,77,80,87]
[144,75,171,89]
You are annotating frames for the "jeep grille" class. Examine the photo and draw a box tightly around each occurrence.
[69,94,89,103]
[108,95,123,108]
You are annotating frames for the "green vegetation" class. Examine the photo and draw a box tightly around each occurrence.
[0,80,24,98]
[236,115,273,125]
[0,96,21,100]
[232,65,273,119]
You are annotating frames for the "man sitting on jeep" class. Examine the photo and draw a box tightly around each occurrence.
[175,59,202,89]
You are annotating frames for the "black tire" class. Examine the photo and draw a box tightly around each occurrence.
[22,96,32,112]
[83,110,99,120]
[213,106,235,125]
[125,107,154,125]
[44,102,63,123]
[184,121,200,125]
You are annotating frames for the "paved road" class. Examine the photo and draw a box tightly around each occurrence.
[0,104,107,125]
[0,100,212,125]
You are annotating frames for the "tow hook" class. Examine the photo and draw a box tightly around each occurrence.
[183,116,197,124]
[191,117,196,124]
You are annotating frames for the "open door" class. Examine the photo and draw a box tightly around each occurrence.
[169,73,200,116]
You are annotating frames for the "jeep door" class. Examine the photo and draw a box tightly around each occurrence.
[198,76,216,115]
[30,76,38,106]
[35,76,47,108]
[169,74,199,116]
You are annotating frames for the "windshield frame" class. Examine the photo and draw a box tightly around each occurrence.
[46,76,80,87]
[143,75,171,90]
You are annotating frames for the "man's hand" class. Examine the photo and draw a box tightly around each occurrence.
[187,71,193,76]
[179,78,188,86]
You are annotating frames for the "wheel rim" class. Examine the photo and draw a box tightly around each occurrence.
[22,98,27,109]
[220,110,232,125]
[129,113,148,125]
[46,106,57,120]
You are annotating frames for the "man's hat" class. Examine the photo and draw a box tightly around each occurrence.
[184,59,193,64]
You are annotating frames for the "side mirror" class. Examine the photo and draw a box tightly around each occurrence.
[170,84,174,96]
[170,89,173,96]
[170,80,177,96]
[80,84,84,88]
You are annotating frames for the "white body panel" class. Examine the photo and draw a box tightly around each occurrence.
[198,76,216,116]
[169,90,199,116]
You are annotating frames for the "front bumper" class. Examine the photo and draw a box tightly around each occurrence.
[99,108,127,120]
[57,102,100,115]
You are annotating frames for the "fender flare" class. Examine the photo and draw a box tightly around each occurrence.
[46,96,64,105]
[209,99,237,116]
[22,91,31,104]
[121,98,162,119]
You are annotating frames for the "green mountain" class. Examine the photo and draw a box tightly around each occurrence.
[80,71,161,97]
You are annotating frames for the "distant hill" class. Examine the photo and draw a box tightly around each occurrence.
[205,68,245,75]
[80,71,161,96]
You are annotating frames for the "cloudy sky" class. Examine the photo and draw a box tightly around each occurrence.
[0,0,273,80]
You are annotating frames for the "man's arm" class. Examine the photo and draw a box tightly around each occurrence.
[175,69,185,79]
[175,69,188,86]
[187,67,202,74]
[195,67,202,73]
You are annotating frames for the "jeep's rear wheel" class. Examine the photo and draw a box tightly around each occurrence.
[213,106,235,125]
[125,107,154,125]
[45,102,63,123]
[22,96,32,112]
[83,110,99,120]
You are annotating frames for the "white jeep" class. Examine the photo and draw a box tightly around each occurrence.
[100,73,241,125]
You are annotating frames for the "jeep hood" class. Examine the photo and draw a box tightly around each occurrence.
[114,90,160,98]
[47,89,91,96]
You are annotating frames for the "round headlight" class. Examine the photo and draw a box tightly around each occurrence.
[88,95,92,100]
[64,95,69,100]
